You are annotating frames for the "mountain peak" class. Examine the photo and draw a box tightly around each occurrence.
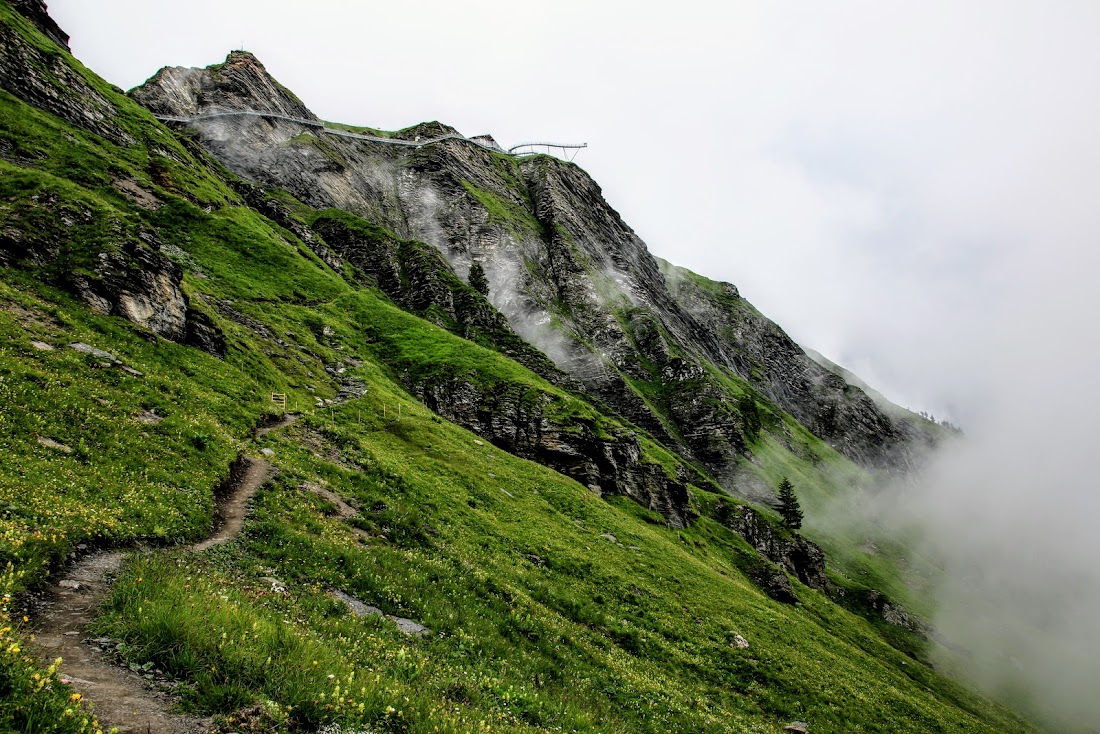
[131,50,318,122]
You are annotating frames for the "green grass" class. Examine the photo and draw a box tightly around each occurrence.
[91,403,1035,733]
[459,180,542,234]
[323,121,395,138]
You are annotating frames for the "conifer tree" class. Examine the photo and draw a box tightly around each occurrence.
[776,476,803,530]
[468,261,489,296]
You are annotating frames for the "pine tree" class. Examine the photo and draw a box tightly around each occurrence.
[776,476,803,531]
[468,261,489,296]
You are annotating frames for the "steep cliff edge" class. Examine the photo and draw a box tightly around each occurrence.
[131,52,935,502]
[11,0,67,51]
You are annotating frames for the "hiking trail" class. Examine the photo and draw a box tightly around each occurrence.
[31,419,290,733]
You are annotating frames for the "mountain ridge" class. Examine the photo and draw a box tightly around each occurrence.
[131,50,936,498]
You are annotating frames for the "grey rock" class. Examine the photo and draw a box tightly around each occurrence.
[334,378,367,403]
[259,577,286,592]
[330,590,429,636]
[260,448,276,457]
[417,378,691,527]
[0,16,127,144]
[727,504,827,590]
[29,340,54,351]
[36,436,72,454]
[69,342,118,362]
[132,51,318,122]
[390,616,430,637]
[863,590,928,636]
[136,410,162,425]
[11,0,70,50]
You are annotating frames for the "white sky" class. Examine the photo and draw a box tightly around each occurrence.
[46,0,1100,427]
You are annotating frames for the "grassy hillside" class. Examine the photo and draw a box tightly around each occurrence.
[0,4,1040,732]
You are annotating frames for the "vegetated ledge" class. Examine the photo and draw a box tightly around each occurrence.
[415,375,694,529]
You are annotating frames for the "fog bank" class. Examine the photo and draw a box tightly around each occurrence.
[880,233,1100,727]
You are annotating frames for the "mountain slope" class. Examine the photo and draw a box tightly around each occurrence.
[131,52,935,494]
[0,3,1040,733]
[129,49,948,620]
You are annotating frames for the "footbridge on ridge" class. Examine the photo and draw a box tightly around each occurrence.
[153,110,587,160]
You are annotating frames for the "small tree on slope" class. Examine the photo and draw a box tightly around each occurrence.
[776,476,803,531]
[468,261,490,297]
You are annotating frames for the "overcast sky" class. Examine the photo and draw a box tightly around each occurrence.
[46,0,1100,426]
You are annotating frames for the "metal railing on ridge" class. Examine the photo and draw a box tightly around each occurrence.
[153,110,586,160]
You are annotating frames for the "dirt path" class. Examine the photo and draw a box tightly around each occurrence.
[255,412,298,438]
[34,552,210,734]
[191,458,275,552]
[32,457,276,733]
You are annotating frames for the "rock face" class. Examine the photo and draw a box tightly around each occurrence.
[726,504,827,590]
[11,0,69,52]
[0,11,131,146]
[415,377,692,528]
[0,193,224,355]
[863,590,928,635]
[307,209,563,383]
[134,51,317,122]
[130,51,934,501]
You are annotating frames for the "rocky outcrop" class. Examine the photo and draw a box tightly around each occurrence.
[0,188,224,356]
[307,209,566,383]
[415,377,692,528]
[659,261,933,470]
[725,504,826,589]
[131,51,316,122]
[0,10,132,145]
[11,0,69,52]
